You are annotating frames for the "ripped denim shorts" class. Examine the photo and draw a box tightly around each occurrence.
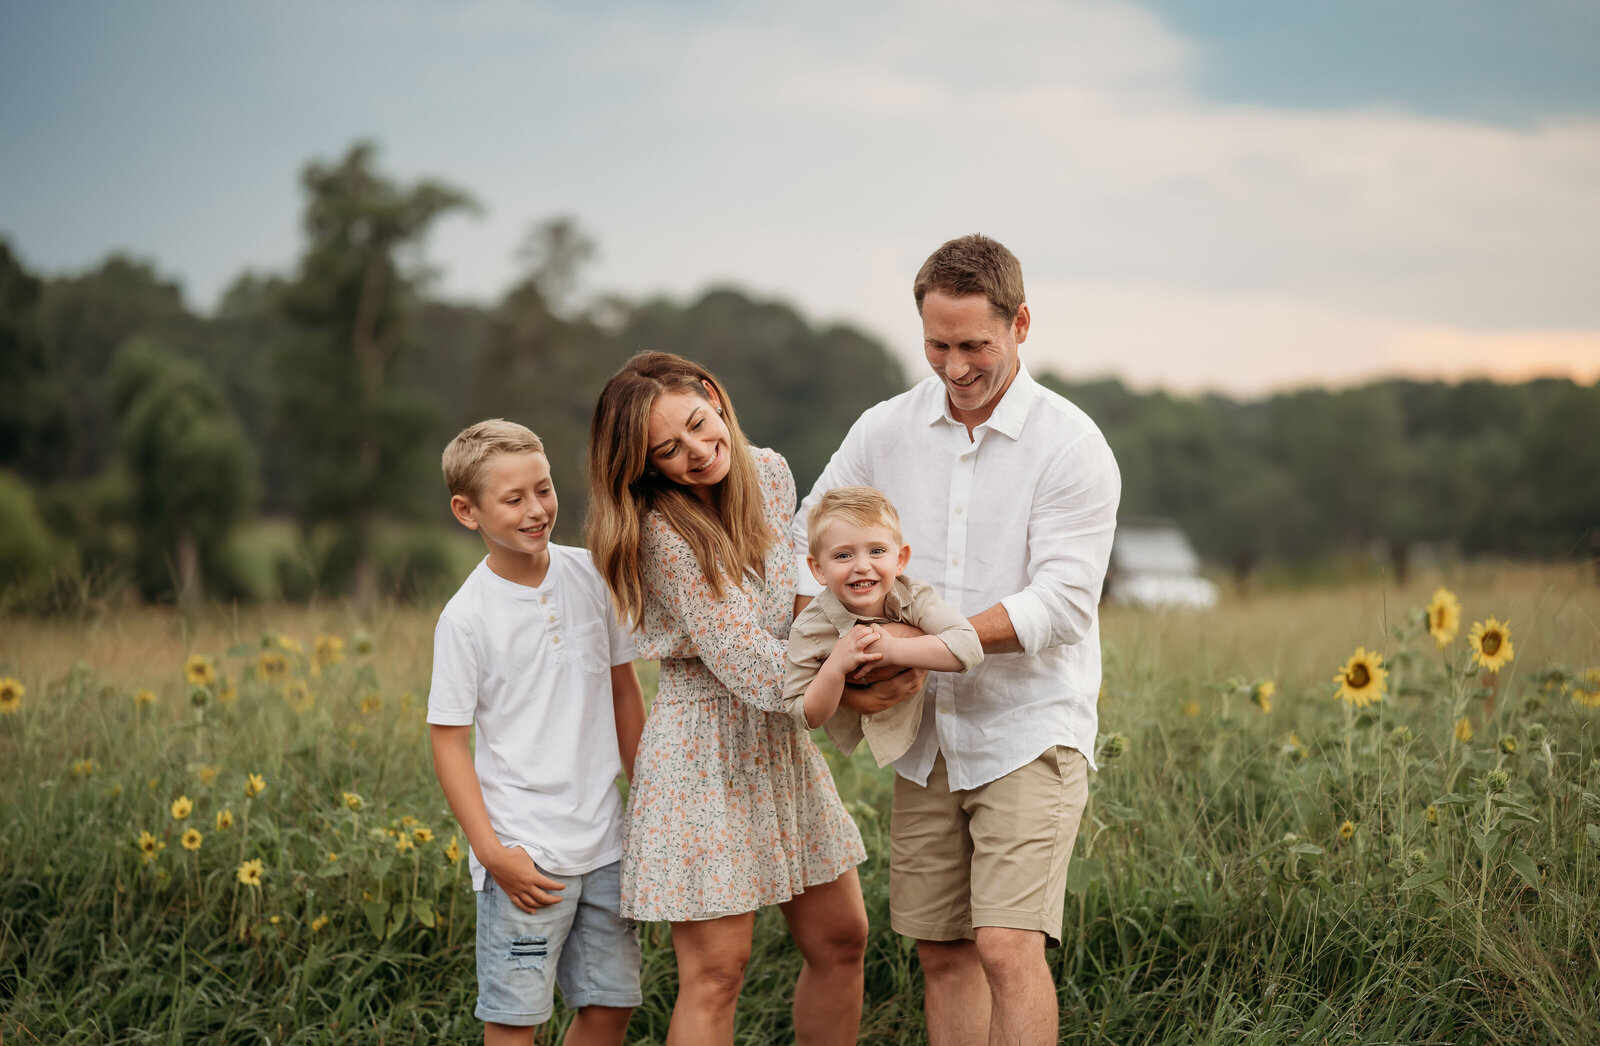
[474,859,642,1026]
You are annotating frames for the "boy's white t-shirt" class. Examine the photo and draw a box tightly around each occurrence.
[426,545,637,890]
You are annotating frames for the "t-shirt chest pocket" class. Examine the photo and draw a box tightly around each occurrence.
[559,623,611,675]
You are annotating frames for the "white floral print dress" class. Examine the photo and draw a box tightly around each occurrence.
[621,447,866,922]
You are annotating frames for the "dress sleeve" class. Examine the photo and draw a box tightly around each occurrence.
[637,514,792,714]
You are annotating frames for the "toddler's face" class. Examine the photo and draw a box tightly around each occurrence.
[808,519,910,618]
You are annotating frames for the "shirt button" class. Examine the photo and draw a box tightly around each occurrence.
[951,556,960,566]
[547,614,557,623]
[861,714,873,723]
[955,506,963,515]
[540,595,549,605]
[551,635,561,644]
[938,705,951,715]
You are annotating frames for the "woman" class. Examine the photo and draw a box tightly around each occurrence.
[586,351,869,1045]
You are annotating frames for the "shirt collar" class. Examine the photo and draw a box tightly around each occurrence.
[818,577,914,632]
[922,362,1038,440]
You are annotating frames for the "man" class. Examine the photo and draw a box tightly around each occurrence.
[793,234,1120,1045]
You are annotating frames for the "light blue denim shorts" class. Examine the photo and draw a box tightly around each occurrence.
[474,859,642,1026]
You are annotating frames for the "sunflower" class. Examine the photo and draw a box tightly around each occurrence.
[445,836,463,865]
[1454,717,1474,743]
[1498,735,1518,755]
[276,634,303,655]
[0,677,24,715]
[1424,803,1439,825]
[217,683,238,705]
[256,652,289,681]
[1181,701,1201,718]
[70,758,97,777]
[133,688,156,708]
[170,796,193,820]
[236,858,265,887]
[311,914,330,932]
[1332,648,1387,708]
[359,694,382,715]
[352,631,375,656]
[136,830,162,862]
[216,808,235,830]
[314,634,345,667]
[197,765,218,786]
[181,828,203,852]
[183,655,217,688]
[413,827,434,845]
[1468,617,1514,673]
[342,791,363,812]
[394,834,414,854]
[1251,680,1276,714]
[1425,588,1461,647]
[244,773,266,799]
[1339,820,1356,840]
[1571,669,1600,710]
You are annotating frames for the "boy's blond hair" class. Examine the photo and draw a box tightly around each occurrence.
[807,486,903,556]
[442,419,546,499]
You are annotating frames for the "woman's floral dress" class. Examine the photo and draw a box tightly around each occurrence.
[621,447,866,922]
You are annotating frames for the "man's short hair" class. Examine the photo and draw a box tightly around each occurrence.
[807,486,904,557]
[913,233,1026,321]
[442,419,545,499]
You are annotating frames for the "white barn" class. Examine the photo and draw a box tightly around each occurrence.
[1104,518,1219,609]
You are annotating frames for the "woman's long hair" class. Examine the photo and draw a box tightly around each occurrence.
[586,352,772,624]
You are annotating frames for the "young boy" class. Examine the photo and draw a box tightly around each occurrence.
[427,419,646,1046]
[784,486,982,767]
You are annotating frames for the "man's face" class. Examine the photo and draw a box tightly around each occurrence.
[921,290,1029,429]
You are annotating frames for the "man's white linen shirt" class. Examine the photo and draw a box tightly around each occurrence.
[793,363,1120,790]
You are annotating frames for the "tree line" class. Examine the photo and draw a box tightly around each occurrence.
[2,142,1596,608]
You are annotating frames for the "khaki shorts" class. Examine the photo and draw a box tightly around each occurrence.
[889,745,1089,948]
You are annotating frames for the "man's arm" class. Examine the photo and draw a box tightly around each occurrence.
[429,724,566,912]
[991,433,1120,656]
[610,663,645,783]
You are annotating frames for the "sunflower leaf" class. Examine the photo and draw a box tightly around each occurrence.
[1065,857,1104,894]
[1431,793,1475,807]
[1507,851,1541,890]
[363,900,388,939]
[1580,792,1600,813]
[413,898,436,927]
[1585,824,1600,849]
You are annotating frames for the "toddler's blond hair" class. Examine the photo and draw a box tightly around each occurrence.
[807,486,903,557]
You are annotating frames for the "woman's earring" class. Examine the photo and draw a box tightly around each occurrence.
[716,407,724,416]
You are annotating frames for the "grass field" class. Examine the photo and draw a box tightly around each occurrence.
[2,564,1599,1044]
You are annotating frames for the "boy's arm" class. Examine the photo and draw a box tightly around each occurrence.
[610,663,645,783]
[429,724,566,913]
[873,631,964,672]
[803,624,881,728]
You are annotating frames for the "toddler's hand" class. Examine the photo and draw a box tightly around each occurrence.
[827,623,883,674]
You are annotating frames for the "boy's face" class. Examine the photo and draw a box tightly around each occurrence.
[450,451,558,566]
[808,518,910,618]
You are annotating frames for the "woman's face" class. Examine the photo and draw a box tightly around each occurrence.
[646,384,731,503]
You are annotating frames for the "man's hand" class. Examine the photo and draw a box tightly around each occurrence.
[840,666,928,715]
[485,845,566,913]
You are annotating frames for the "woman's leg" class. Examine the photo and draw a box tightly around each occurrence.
[779,868,869,1046]
[665,912,756,1046]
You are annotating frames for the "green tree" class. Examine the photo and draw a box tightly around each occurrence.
[275,142,475,608]
[110,338,255,606]
[0,240,70,482]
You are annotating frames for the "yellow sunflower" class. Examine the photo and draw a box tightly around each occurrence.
[217,683,238,705]
[1468,617,1514,673]
[256,652,288,681]
[444,835,463,866]
[1181,701,1201,718]
[359,694,382,715]
[1251,680,1276,714]
[394,834,414,854]
[136,830,162,862]
[311,914,330,932]
[1424,803,1439,825]
[314,634,345,668]
[133,688,156,708]
[216,808,235,830]
[170,796,193,820]
[1332,647,1387,708]
[0,676,24,715]
[183,655,216,688]
[342,791,363,812]
[276,633,303,655]
[181,828,203,851]
[1571,669,1600,710]
[1454,717,1474,743]
[197,765,219,786]
[244,773,266,799]
[1339,820,1356,840]
[236,858,265,887]
[413,827,434,845]
[1425,587,1461,647]
[70,758,98,777]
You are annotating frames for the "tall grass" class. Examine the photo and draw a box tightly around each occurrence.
[2,565,1597,1043]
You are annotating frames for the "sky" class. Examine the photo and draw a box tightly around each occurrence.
[2,0,1598,395]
